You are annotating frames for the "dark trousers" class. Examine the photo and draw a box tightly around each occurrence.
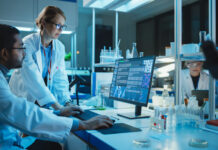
[27,139,62,150]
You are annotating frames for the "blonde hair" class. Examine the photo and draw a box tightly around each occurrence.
[35,6,66,30]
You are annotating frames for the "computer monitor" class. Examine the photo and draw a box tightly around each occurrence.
[109,56,156,119]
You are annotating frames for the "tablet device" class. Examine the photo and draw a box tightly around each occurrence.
[191,90,208,106]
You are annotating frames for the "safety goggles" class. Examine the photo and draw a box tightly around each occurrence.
[186,62,203,68]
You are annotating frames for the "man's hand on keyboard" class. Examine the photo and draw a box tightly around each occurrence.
[79,115,114,130]
[60,105,83,117]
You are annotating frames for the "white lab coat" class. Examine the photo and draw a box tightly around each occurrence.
[0,70,73,150]
[9,33,70,106]
[181,69,209,99]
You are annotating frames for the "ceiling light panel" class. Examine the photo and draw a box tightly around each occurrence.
[90,0,116,8]
[113,0,154,12]
[83,0,118,9]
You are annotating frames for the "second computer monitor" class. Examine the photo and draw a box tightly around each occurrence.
[109,56,155,119]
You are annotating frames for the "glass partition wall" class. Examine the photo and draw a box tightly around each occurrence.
[179,0,216,120]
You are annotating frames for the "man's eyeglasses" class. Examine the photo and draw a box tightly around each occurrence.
[11,47,26,52]
[49,22,67,30]
[11,47,26,50]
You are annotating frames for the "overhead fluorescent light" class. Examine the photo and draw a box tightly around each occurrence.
[156,57,175,63]
[90,0,116,8]
[113,0,154,12]
[83,0,93,6]
[15,26,33,32]
[157,72,170,78]
[83,0,120,9]
[156,63,175,73]
[62,30,73,34]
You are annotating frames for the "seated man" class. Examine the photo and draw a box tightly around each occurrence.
[0,24,113,150]
[181,61,209,99]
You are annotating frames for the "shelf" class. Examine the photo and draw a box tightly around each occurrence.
[94,62,115,67]
[94,54,204,68]
[65,69,91,76]
[95,56,176,67]
[155,53,205,63]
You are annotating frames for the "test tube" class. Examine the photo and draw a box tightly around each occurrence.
[199,31,206,44]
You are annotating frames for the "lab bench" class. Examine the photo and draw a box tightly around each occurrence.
[66,108,218,150]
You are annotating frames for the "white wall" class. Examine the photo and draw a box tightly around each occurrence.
[0,0,36,28]
[0,0,78,31]
[77,12,92,68]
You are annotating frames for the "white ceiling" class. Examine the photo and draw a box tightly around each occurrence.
[78,0,199,22]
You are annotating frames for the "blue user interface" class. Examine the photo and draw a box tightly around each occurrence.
[109,56,155,106]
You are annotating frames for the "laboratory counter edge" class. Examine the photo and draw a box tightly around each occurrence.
[69,109,218,150]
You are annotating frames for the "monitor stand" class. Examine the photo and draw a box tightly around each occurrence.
[117,106,150,119]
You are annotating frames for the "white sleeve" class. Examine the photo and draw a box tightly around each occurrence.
[0,77,73,143]
[51,44,71,105]
[20,38,56,106]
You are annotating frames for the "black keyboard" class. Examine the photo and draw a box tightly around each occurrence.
[75,110,141,134]
[75,110,100,120]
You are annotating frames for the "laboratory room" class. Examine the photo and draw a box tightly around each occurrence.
[0,0,218,150]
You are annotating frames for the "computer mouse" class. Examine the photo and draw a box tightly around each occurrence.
[110,118,116,123]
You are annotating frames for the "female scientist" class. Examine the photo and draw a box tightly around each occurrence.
[9,6,79,113]
[181,61,209,98]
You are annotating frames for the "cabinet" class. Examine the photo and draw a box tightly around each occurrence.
[0,0,78,31]
[0,0,35,27]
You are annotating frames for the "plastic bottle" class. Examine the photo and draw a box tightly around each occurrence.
[103,46,107,57]
[162,85,169,98]
[100,49,103,63]
[119,50,122,58]
[199,31,206,47]
[109,46,112,56]
[166,106,176,132]
[131,43,138,58]
[126,49,131,59]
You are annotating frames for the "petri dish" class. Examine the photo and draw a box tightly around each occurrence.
[133,138,150,147]
[189,138,208,148]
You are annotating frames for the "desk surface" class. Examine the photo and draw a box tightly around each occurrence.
[74,108,218,150]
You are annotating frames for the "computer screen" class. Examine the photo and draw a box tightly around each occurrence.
[109,56,155,119]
